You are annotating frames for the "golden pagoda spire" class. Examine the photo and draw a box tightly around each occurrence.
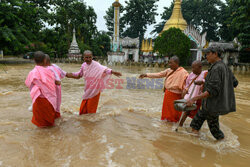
[141,40,145,52]
[162,0,187,32]
[145,39,149,52]
[148,39,153,52]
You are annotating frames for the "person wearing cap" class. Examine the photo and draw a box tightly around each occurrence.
[186,44,238,140]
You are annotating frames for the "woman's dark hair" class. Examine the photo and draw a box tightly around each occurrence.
[34,51,45,64]
[170,55,180,65]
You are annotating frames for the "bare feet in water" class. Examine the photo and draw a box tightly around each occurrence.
[185,127,199,136]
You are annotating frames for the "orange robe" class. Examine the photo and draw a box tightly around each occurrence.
[147,67,189,122]
[32,97,60,127]
[79,93,101,115]
[162,90,182,122]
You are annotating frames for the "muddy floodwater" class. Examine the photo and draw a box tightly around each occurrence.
[0,63,249,167]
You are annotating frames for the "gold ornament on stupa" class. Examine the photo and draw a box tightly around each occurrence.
[141,39,153,53]
[162,0,187,32]
[112,0,121,7]
[141,40,145,52]
[148,39,153,52]
[145,40,149,52]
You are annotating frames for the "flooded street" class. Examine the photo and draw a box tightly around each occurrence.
[0,63,250,167]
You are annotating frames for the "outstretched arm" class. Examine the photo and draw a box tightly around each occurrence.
[65,65,83,79]
[105,69,122,77]
[66,73,81,79]
[111,70,122,77]
[139,69,168,79]
[139,74,147,79]
[186,91,210,106]
[55,80,61,85]
[52,64,67,79]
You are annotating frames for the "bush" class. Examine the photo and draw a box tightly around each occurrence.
[154,27,191,65]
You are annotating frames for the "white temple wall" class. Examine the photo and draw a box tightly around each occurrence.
[108,55,125,63]
[196,49,202,61]
[123,49,129,61]
[134,49,139,62]
[122,48,139,62]
[222,52,229,65]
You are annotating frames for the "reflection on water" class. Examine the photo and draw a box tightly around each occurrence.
[0,64,250,167]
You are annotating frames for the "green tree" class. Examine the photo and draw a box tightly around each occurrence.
[227,0,250,62]
[103,5,125,36]
[94,31,111,57]
[229,0,250,50]
[123,0,159,42]
[49,0,98,56]
[0,0,113,58]
[154,28,191,65]
[86,31,111,57]
[38,28,69,58]
[217,1,235,41]
[197,0,222,41]
[0,0,50,55]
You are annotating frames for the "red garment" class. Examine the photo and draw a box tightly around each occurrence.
[162,89,182,122]
[188,100,202,118]
[79,93,101,115]
[32,97,59,127]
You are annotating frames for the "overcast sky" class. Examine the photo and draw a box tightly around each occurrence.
[84,0,171,37]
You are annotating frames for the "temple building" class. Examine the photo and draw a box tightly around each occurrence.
[142,0,207,62]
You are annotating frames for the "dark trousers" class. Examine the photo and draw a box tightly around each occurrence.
[190,109,224,140]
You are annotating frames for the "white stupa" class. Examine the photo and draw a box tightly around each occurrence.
[68,28,81,60]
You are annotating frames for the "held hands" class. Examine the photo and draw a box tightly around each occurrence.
[66,73,81,79]
[55,80,61,85]
[185,98,195,107]
[139,74,147,79]
[75,74,81,79]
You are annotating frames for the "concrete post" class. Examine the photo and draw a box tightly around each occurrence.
[0,50,3,59]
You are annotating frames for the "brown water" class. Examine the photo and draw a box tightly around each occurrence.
[0,63,250,167]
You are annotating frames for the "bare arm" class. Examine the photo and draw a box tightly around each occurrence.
[139,69,168,79]
[65,65,83,79]
[186,91,210,106]
[181,89,188,98]
[55,80,61,85]
[111,70,122,77]
[66,73,81,79]
[139,73,147,79]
